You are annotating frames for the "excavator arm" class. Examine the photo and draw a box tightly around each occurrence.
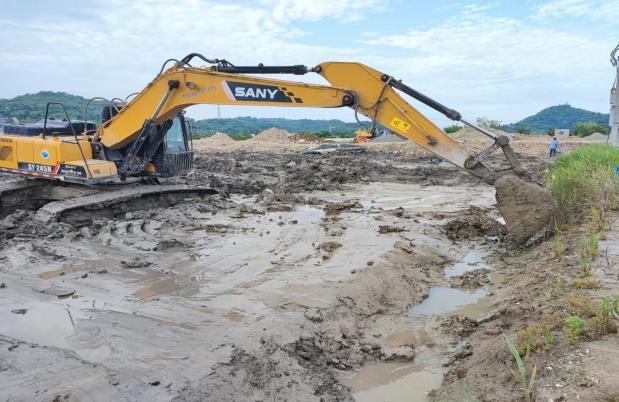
[94,53,523,184]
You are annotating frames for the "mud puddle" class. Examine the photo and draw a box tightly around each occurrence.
[409,287,487,316]
[343,361,445,402]
[345,249,497,402]
[443,249,491,278]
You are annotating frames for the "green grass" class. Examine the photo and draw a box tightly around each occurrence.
[545,144,619,223]
[506,337,537,402]
[564,315,587,344]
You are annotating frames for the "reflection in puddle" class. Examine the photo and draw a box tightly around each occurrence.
[0,302,79,348]
[444,249,491,278]
[344,361,445,402]
[409,287,487,316]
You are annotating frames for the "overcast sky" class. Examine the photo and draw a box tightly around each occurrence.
[0,0,617,126]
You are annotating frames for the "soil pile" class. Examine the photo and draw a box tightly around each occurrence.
[251,128,291,143]
[494,175,558,245]
[292,133,322,143]
[194,132,235,149]
[584,132,609,141]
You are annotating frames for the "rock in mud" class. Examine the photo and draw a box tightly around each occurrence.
[260,188,275,205]
[303,307,324,323]
[450,269,491,289]
[443,206,504,241]
[320,241,342,253]
[120,258,151,269]
[40,286,75,298]
[378,225,406,234]
[494,175,557,245]
[323,200,362,215]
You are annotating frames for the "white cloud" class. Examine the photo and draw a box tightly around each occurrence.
[0,0,381,101]
[0,1,615,124]
[360,4,615,122]
[268,0,386,23]
[533,0,619,24]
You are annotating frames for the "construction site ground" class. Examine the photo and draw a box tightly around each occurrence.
[1,131,617,402]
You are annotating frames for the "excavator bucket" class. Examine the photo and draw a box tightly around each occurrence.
[495,175,558,245]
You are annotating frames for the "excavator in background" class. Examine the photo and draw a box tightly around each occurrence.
[353,129,372,144]
[0,53,549,239]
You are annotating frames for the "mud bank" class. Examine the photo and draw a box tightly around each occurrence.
[0,149,509,401]
[3,148,605,402]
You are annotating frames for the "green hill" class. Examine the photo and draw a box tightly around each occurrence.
[190,116,360,137]
[503,104,609,133]
[4,92,609,138]
[0,92,361,137]
[0,91,101,123]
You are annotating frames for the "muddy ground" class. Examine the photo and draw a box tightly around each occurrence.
[0,148,617,402]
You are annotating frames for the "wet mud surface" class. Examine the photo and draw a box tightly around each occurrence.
[1,150,614,401]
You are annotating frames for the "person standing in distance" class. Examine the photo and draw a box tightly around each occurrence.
[549,135,558,158]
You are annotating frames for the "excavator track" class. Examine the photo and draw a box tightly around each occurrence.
[36,184,221,226]
[0,178,54,216]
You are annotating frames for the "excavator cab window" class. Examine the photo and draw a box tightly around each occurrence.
[155,113,193,177]
[166,116,189,153]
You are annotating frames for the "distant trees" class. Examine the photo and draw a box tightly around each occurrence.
[444,124,463,133]
[191,116,360,138]
[571,122,609,137]
[515,126,531,134]
[0,91,100,122]
[476,116,503,130]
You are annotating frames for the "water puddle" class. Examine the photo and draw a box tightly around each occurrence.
[0,302,81,348]
[409,287,487,316]
[347,250,494,401]
[443,249,491,278]
[344,361,445,402]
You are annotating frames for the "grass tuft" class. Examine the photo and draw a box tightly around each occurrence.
[545,144,619,223]
[564,315,587,345]
[506,337,537,402]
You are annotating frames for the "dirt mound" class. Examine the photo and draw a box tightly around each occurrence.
[193,132,236,149]
[292,133,322,143]
[443,206,504,241]
[207,132,235,143]
[583,132,609,141]
[494,175,558,245]
[251,128,291,143]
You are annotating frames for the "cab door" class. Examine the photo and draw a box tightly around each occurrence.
[158,114,194,177]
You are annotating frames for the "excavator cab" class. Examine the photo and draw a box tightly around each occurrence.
[152,113,194,177]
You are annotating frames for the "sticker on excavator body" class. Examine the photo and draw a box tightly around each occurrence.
[390,117,411,133]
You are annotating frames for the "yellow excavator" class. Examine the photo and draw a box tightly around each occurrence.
[0,53,542,231]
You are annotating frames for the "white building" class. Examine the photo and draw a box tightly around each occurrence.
[554,128,570,137]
